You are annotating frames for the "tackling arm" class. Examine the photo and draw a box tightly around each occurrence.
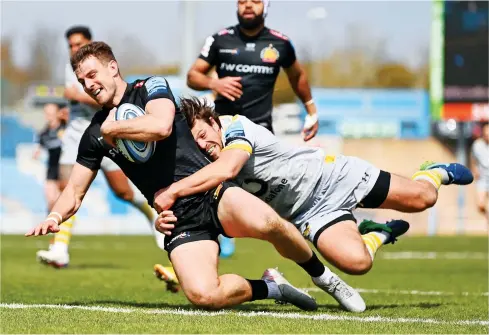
[171,149,250,198]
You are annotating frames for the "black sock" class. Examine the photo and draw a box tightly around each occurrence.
[246,279,268,301]
[297,252,325,277]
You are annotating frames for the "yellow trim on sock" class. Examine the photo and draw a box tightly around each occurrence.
[53,236,69,244]
[362,236,376,253]
[56,230,72,237]
[412,171,442,189]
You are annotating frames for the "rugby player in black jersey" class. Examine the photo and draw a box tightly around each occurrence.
[33,103,66,212]
[187,0,320,257]
[187,0,319,139]
[24,41,343,312]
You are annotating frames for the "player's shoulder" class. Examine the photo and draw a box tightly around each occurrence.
[213,25,238,38]
[265,27,291,42]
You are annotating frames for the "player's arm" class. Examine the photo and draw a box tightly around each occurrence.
[187,59,215,91]
[281,38,319,141]
[26,125,103,236]
[153,148,250,213]
[25,163,97,236]
[177,149,249,197]
[101,77,175,142]
[187,34,242,100]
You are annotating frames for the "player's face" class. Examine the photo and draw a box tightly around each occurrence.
[237,0,265,28]
[68,33,91,57]
[191,118,224,161]
[75,56,118,106]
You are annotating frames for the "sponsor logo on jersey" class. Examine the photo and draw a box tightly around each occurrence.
[145,77,167,98]
[245,43,255,52]
[270,29,289,41]
[264,178,288,203]
[218,28,234,36]
[219,48,239,55]
[219,62,274,74]
[260,44,280,63]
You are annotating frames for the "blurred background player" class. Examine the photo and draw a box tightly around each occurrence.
[32,103,66,212]
[36,26,163,268]
[187,0,319,256]
[471,122,489,220]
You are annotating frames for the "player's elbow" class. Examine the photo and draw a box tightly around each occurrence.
[155,123,173,139]
[186,71,198,90]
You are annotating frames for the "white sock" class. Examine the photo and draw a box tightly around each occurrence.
[312,266,335,285]
[130,185,147,207]
[51,242,68,254]
[432,167,450,184]
[265,280,282,299]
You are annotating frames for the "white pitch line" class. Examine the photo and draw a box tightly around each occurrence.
[380,252,487,260]
[0,303,488,326]
[301,288,489,297]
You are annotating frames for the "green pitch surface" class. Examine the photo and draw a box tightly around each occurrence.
[1,235,487,334]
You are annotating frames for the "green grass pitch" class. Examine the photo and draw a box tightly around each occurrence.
[1,234,487,333]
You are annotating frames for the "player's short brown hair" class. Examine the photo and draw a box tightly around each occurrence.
[70,41,116,71]
[179,96,222,129]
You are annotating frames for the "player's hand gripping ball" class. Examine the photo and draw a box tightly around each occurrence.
[115,103,156,163]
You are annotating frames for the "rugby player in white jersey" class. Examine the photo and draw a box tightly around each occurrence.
[154,97,474,297]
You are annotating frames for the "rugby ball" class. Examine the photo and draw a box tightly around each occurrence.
[114,103,156,163]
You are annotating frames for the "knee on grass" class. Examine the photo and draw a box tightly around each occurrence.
[185,287,227,310]
[336,252,373,275]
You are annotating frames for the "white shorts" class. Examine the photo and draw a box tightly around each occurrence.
[292,155,382,245]
[59,118,120,172]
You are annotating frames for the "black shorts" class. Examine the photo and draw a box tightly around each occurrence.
[163,181,237,255]
[46,164,60,181]
[360,170,391,209]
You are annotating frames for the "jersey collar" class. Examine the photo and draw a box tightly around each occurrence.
[236,24,268,41]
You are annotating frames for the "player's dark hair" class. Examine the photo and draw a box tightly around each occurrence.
[180,96,222,129]
[71,41,117,71]
[65,26,92,40]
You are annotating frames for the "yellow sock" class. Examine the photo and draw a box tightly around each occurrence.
[52,215,75,252]
[362,232,384,261]
[412,170,442,189]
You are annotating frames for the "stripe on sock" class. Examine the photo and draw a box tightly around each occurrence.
[412,170,442,189]
[362,233,383,261]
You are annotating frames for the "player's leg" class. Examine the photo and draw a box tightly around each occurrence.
[377,161,473,213]
[36,126,79,267]
[168,234,317,311]
[215,185,356,311]
[475,179,488,215]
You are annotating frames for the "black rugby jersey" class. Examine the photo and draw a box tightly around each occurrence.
[199,25,296,130]
[76,77,211,215]
[38,123,65,167]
